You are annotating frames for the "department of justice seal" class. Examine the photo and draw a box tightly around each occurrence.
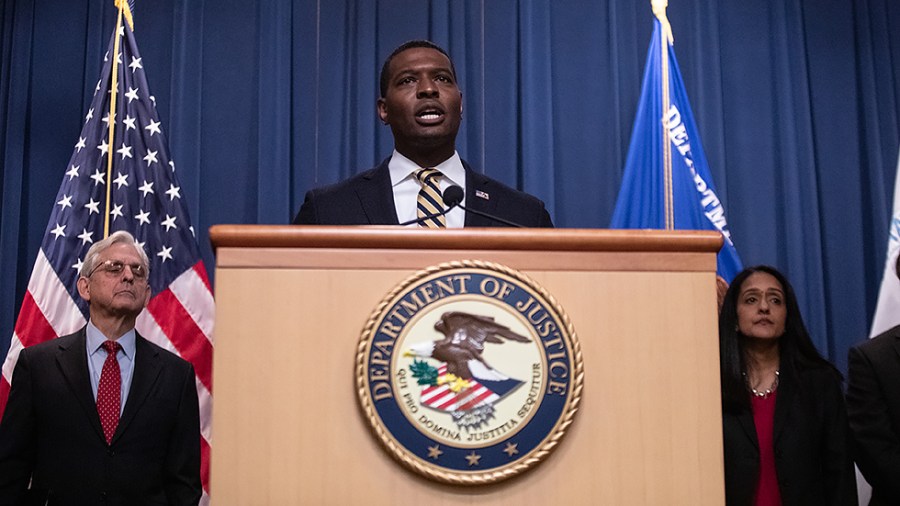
[356,260,583,485]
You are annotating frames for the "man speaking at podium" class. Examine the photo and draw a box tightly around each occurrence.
[292,40,553,228]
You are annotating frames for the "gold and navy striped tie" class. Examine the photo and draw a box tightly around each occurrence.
[415,168,446,228]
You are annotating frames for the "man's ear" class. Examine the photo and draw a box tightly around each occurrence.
[76,276,91,302]
[377,98,389,125]
[140,284,151,309]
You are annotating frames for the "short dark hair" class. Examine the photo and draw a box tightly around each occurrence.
[718,265,839,413]
[379,40,457,98]
[895,251,900,280]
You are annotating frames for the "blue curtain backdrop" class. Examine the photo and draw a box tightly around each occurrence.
[2,0,899,375]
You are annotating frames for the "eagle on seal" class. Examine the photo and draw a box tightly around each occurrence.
[406,311,530,382]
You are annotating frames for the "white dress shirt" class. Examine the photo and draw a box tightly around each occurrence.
[388,150,466,228]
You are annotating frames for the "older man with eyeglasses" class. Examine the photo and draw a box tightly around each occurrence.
[0,230,201,505]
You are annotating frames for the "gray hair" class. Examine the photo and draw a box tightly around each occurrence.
[80,230,150,278]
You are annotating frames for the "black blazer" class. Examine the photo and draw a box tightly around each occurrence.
[722,363,856,505]
[847,325,900,506]
[0,328,201,506]
[292,158,554,227]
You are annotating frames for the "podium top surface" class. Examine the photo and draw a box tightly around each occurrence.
[209,225,723,254]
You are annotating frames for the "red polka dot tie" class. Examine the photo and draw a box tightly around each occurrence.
[97,340,122,445]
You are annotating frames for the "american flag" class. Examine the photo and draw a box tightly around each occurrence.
[0,5,214,503]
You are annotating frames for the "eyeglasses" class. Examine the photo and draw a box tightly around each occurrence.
[88,259,148,279]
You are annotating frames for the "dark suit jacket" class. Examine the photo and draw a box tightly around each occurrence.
[292,158,554,227]
[0,328,201,506]
[847,325,900,506]
[722,363,856,505]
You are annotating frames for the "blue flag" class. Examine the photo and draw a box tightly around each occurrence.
[611,18,742,282]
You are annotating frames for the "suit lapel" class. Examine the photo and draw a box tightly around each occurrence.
[113,333,162,444]
[735,409,760,451]
[55,328,106,443]
[464,165,500,227]
[355,159,399,225]
[772,367,795,444]
[892,334,900,363]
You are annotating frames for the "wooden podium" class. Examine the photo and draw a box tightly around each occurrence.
[208,225,725,505]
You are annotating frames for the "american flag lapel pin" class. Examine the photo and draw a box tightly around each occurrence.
[475,190,490,200]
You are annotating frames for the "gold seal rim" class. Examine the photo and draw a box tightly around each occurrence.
[355,259,584,485]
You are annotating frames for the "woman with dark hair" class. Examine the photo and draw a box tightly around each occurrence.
[719,265,856,505]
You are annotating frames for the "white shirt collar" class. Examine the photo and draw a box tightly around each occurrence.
[388,150,465,189]
[86,320,137,359]
[387,150,467,228]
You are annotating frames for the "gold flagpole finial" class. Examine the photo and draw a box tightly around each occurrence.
[651,0,674,44]
[114,0,134,31]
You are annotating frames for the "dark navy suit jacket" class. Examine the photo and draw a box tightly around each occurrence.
[847,325,900,506]
[292,158,553,227]
[0,328,201,505]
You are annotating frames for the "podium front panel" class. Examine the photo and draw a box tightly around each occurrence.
[210,227,724,505]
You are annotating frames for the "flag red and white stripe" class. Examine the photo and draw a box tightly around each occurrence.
[420,365,500,412]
